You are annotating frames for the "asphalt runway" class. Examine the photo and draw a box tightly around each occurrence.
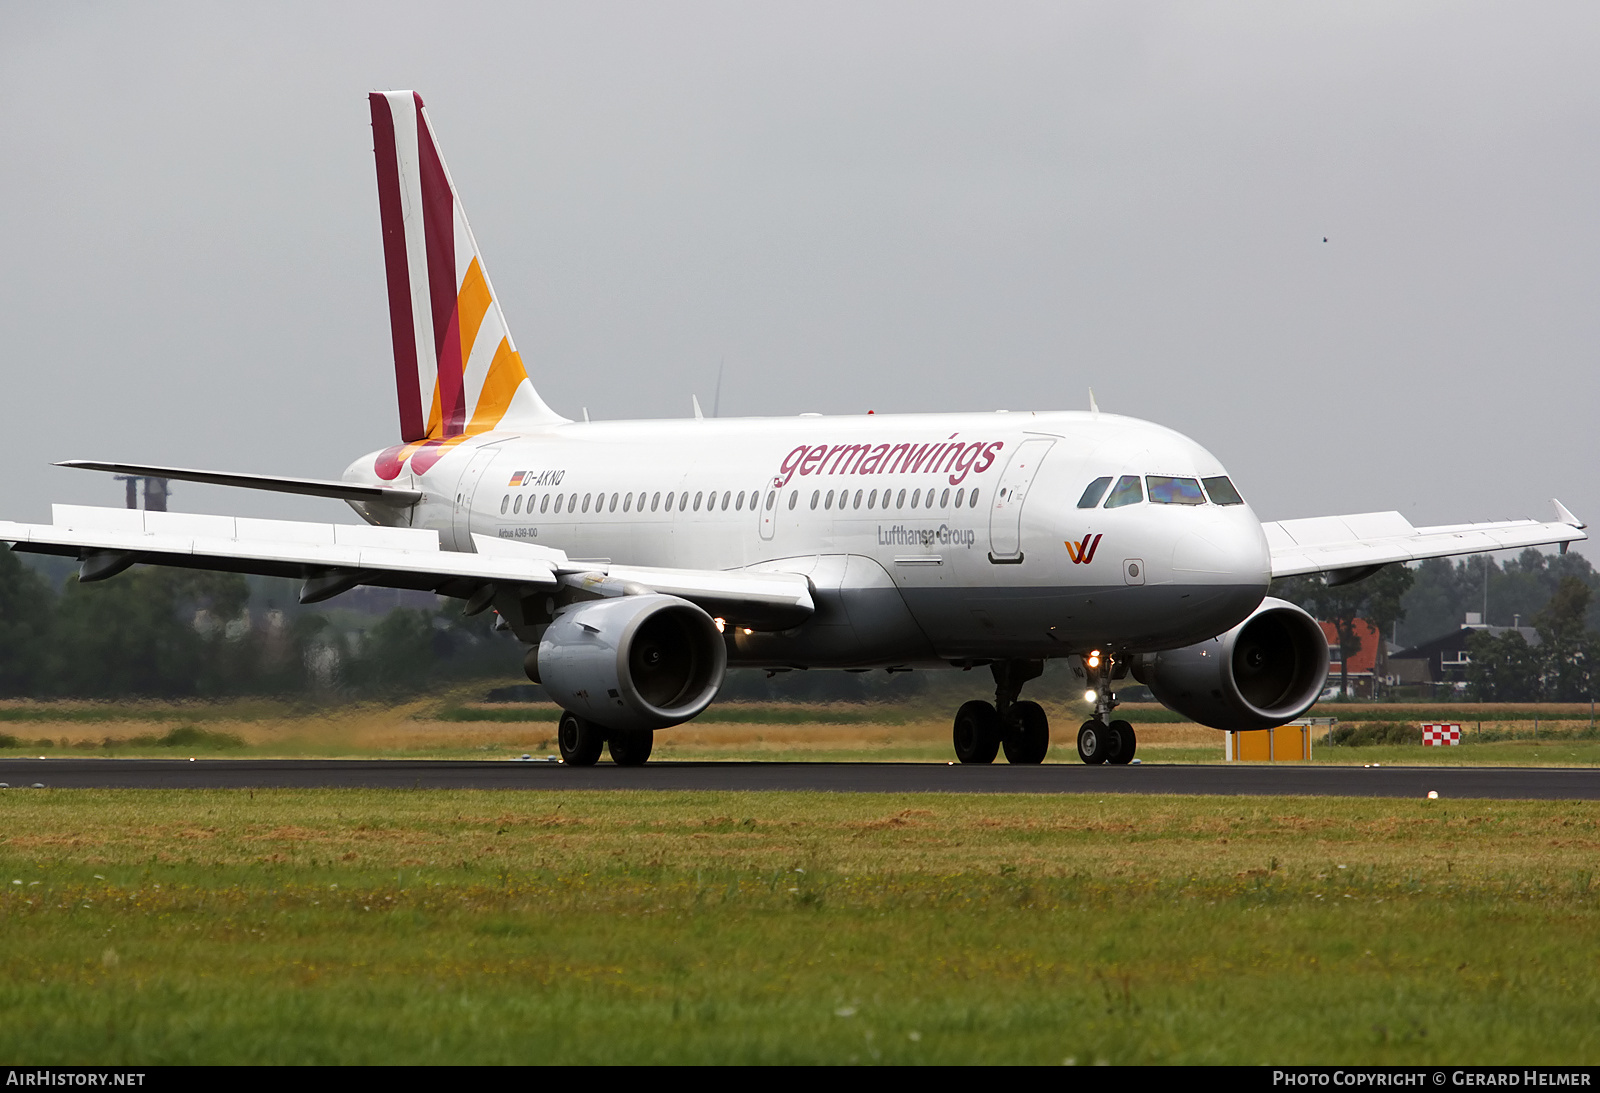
[0,758,1595,799]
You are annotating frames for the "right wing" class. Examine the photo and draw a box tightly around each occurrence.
[1264,501,1587,582]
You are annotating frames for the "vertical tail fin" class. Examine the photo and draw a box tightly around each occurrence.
[369,91,565,474]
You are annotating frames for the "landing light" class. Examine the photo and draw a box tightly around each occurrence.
[1084,690,1097,703]
[1086,654,1101,669]
[713,617,726,633]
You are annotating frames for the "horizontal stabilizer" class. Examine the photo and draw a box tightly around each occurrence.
[57,461,423,506]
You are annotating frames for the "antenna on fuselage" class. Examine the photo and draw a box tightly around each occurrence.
[582,407,590,423]
[1089,388,1100,417]
[712,358,724,418]
[692,395,705,421]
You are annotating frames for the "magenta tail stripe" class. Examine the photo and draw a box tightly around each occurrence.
[369,93,425,443]
[414,96,464,437]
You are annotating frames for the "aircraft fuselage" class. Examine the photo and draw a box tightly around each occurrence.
[346,408,1272,668]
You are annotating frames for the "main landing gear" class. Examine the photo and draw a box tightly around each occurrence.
[952,660,1050,764]
[558,711,654,767]
[949,654,1138,767]
[1075,650,1136,766]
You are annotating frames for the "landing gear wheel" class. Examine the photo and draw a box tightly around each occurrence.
[952,700,1001,764]
[1105,720,1137,765]
[558,711,605,767]
[1077,720,1109,765]
[1001,700,1050,764]
[607,728,654,767]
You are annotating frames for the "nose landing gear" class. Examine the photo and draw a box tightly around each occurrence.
[1078,651,1136,766]
[951,660,1050,764]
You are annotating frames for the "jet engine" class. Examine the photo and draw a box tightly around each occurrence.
[528,594,727,732]
[1131,597,1328,732]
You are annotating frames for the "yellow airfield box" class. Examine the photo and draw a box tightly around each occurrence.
[1224,718,1334,761]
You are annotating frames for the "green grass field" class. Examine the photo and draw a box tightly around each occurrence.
[1,788,1597,1064]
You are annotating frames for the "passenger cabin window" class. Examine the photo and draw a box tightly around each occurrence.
[1147,476,1205,505]
[1103,475,1143,508]
[1077,477,1112,509]
[1202,476,1244,505]
[968,489,980,508]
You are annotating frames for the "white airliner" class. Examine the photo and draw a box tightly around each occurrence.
[3,92,1585,766]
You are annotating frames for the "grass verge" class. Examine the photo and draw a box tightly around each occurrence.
[0,789,1596,1063]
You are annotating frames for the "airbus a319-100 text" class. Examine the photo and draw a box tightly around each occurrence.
[5,92,1585,766]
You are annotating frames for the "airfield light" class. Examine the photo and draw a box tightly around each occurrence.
[1084,690,1097,703]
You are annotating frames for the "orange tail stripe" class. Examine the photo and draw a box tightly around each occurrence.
[466,340,526,434]
[456,258,494,374]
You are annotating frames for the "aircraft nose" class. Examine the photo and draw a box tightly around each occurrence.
[1171,510,1272,590]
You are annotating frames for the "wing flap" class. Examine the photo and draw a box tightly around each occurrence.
[1266,504,1587,579]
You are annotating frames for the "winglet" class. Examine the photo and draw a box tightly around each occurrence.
[1553,499,1586,529]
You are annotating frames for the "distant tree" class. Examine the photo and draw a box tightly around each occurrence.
[1396,549,1600,646]
[0,547,58,695]
[342,608,437,696]
[1466,629,1542,702]
[53,569,207,697]
[1533,577,1595,701]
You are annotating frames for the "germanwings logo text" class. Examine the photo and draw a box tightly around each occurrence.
[1065,534,1102,564]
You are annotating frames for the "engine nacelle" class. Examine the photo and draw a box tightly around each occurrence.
[1132,597,1328,732]
[529,594,727,732]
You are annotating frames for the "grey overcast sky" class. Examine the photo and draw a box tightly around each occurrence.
[1,2,1595,560]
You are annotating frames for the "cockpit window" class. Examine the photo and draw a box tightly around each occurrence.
[1103,474,1143,508]
[1202,475,1244,505]
[1077,477,1112,509]
[1147,476,1205,505]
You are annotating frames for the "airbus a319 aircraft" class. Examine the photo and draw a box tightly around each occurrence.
[4,92,1585,766]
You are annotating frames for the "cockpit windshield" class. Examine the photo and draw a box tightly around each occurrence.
[1202,476,1244,505]
[1146,476,1205,505]
[1103,475,1143,508]
[1077,477,1112,509]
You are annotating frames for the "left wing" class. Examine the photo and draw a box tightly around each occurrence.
[1264,500,1586,583]
[0,505,814,628]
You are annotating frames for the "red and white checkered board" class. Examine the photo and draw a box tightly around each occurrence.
[1422,723,1461,747]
